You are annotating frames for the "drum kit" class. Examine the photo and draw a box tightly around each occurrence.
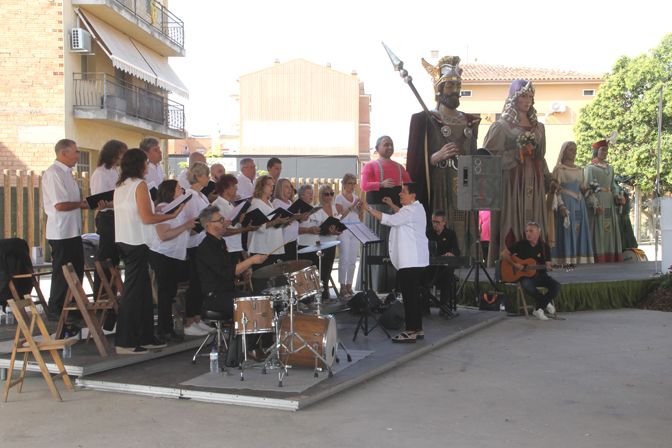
[234,241,350,386]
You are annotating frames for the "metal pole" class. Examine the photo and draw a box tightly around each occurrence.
[654,84,663,275]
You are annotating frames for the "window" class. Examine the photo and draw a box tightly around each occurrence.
[583,89,596,97]
[77,150,91,177]
[461,90,473,97]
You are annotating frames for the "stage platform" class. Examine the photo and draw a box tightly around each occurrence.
[71,308,503,411]
[455,260,662,311]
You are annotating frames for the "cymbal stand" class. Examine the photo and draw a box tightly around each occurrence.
[238,313,249,381]
[315,242,324,314]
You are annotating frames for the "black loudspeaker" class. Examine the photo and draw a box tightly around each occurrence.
[348,290,383,313]
[457,155,502,211]
[379,300,405,330]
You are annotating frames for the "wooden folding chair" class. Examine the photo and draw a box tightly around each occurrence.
[94,259,122,309]
[8,266,50,312]
[55,263,113,357]
[2,297,75,402]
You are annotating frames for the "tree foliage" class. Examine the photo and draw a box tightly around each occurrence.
[575,34,672,194]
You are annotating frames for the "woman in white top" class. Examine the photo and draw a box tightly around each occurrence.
[248,175,288,268]
[272,178,300,261]
[299,184,343,300]
[114,149,183,354]
[364,183,429,343]
[212,174,258,264]
[182,161,214,337]
[335,173,362,298]
[149,180,196,341]
[90,139,126,304]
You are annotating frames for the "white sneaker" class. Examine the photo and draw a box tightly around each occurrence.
[196,321,215,333]
[546,302,556,315]
[184,324,210,336]
[532,308,549,321]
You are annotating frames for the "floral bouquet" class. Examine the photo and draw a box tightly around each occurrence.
[516,131,536,162]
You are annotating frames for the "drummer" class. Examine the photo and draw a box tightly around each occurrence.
[195,205,267,319]
[298,184,343,301]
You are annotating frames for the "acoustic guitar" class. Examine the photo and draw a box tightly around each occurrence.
[500,256,547,282]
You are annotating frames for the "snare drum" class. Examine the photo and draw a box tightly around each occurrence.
[233,296,274,335]
[289,266,321,300]
[279,314,337,368]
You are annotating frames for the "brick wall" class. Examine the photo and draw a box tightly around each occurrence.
[0,0,66,173]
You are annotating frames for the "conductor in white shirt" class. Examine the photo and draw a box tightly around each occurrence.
[364,183,429,343]
[42,139,88,318]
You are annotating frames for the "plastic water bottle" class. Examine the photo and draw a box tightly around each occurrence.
[0,309,5,325]
[499,300,506,312]
[209,345,219,373]
[62,332,72,359]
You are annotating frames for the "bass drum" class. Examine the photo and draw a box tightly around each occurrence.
[622,248,648,262]
[278,314,337,369]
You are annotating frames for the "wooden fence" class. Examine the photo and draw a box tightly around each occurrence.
[0,170,348,260]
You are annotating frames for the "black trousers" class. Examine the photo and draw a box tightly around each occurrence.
[520,273,561,310]
[149,251,186,334]
[47,236,84,315]
[93,211,119,299]
[298,245,336,289]
[281,241,297,261]
[185,247,203,318]
[115,243,154,348]
[398,267,425,332]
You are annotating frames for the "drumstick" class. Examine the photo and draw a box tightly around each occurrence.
[268,243,285,255]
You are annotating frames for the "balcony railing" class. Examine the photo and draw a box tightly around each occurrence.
[114,0,184,49]
[73,72,185,134]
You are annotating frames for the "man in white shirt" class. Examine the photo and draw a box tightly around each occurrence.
[364,183,429,343]
[42,139,88,318]
[140,137,165,190]
[177,152,206,191]
[236,158,256,199]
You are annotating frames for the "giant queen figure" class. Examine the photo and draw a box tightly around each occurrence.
[406,56,480,256]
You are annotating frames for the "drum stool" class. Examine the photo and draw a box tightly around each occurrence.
[191,309,231,364]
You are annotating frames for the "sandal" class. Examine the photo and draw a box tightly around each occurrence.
[411,330,424,340]
[391,331,417,343]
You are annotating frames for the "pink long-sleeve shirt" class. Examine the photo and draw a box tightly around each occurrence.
[360,158,411,192]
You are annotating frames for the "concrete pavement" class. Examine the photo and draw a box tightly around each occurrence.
[0,308,670,448]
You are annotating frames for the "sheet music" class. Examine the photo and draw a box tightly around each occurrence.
[222,200,247,221]
[345,221,381,244]
[160,191,193,215]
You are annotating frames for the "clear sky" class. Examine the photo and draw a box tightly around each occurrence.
[168,0,671,149]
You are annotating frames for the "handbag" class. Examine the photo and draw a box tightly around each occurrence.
[479,291,506,311]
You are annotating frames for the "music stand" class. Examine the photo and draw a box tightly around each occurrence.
[344,222,391,341]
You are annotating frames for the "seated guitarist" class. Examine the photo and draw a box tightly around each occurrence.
[500,222,561,320]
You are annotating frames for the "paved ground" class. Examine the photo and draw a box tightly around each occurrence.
[1,308,670,448]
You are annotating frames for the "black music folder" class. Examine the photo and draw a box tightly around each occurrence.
[241,208,270,227]
[234,197,251,205]
[288,198,314,214]
[319,216,347,236]
[230,201,252,226]
[267,207,294,219]
[86,190,114,209]
[201,180,216,197]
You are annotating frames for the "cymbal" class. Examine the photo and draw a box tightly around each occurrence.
[297,240,341,254]
[252,259,312,279]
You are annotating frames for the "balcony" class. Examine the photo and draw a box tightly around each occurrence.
[73,73,185,139]
[73,0,185,57]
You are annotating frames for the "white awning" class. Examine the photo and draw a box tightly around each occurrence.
[77,10,188,98]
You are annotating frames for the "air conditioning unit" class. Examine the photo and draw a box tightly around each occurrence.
[550,101,566,113]
[70,28,92,53]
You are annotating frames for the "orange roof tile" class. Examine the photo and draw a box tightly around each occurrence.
[462,64,603,82]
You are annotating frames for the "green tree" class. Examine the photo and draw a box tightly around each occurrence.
[575,33,672,194]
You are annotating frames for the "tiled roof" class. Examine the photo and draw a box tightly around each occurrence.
[462,64,603,82]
